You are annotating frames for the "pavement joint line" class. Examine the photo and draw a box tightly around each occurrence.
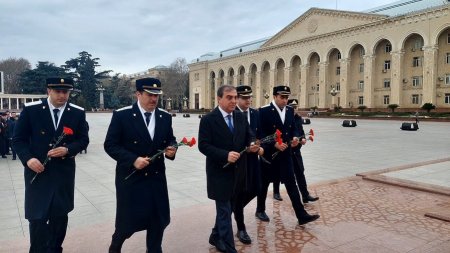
[7,159,25,237]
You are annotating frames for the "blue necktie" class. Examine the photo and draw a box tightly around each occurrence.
[144,112,151,126]
[226,114,234,133]
[53,109,60,129]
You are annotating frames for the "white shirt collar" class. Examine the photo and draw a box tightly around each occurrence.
[218,106,232,118]
[47,97,67,129]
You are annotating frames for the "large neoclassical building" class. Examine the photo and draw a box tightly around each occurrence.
[188,0,450,111]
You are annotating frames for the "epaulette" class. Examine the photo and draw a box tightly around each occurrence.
[158,108,169,114]
[69,103,85,111]
[25,100,42,107]
[116,105,132,112]
[260,104,270,108]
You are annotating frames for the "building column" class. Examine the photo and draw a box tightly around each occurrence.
[233,75,239,86]
[284,67,291,87]
[269,69,275,95]
[390,51,405,106]
[363,55,375,108]
[299,64,309,109]
[339,58,350,108]
[318,62,329,108]
[422,45,438,105]
[0,98,3,110]
[254,71,262,107]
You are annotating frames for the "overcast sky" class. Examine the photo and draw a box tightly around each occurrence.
[1,0,396,75]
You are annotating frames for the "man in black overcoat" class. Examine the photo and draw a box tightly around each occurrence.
[288,99,319,203]
[12,77,89,253]
[198,85,260,253]
[231,85,264,244]
[255,85,319,226]
[104,77,177,253]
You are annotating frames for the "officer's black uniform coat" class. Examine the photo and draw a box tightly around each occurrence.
[104,103,176,234]
[12,100,89,220]
[259,102,299,184]
[198,107,254,201]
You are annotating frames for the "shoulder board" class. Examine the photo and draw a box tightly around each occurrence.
[286,105,292,109]
[25,100,42,107]
[116,105,132,112]
[158,108,169,114]
[69,103,85,111]
[260,104,270,108]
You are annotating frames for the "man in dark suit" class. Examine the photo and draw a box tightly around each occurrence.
[256,85,319,226]
[104,77,177,253]
[288,99,319,203]
[12,77,89,253]
[198,85,260,253]
[232,85,264,244]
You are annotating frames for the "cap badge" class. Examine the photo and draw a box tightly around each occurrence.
[284,87,287,90]
[153,84,157,87]
[61,79,64,83]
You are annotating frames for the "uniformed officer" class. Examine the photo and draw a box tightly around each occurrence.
[12,77,89,253]
[104,77,177,253]
[288,99,319,203]
[255,85,319,225]
[232,85,264,244]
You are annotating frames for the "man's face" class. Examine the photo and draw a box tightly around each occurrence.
[11,113,16,119]
[218,89,237,114]
[48,89,70,107]
[274,94,289,108]
[237,96,252,111]
[137,91,159,111]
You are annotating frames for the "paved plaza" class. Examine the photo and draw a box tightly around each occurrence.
[1,113,449,252]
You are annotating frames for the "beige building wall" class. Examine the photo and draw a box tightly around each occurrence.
[189,6,450,111]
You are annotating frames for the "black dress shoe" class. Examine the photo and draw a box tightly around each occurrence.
[209,233,226,252]
[303,195,319,203]
[273,193,283,201]
[255,211,270,222]
[298,214,320,225]
[236,230,252,244]
[1,156,6,158]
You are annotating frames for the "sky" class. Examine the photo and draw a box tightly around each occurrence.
[1,0,397,75]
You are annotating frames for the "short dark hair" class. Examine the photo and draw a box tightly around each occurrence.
[217,85,236,98]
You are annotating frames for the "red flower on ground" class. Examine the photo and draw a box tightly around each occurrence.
[309,129,314,136]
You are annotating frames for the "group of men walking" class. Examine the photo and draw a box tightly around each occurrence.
[199,84,320,252]
[0,111,17,159]
[10,75,319,253]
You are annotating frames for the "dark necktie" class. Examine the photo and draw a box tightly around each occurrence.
[53,109,60,129]
[144,112,151,126]
[226,114,234,133]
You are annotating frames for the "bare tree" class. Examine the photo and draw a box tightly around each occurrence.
[162,58,189,110]
[0,57,31,93]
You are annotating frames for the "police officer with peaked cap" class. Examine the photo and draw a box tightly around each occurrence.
[104,77,177,253]
[12,77,89,253]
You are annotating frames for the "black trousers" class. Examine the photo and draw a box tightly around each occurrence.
[110,224,165,253]
[232,191,256,231]
[292,152,310,198]
[273,179,281,195]
[257,173,308,220]
[28,214,68,253]
[211,200,237,253]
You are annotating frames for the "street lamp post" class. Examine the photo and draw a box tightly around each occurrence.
[182,96,188,111]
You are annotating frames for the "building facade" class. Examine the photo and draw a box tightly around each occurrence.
[188,1,450,111]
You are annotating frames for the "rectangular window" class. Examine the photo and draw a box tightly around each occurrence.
[448,33,450,44]
[358,80,364,90]
[359,63,364,73]
[383,95,390,105]
[384,60,391,70]
[360,48,365,58]
[412,76,422,87]
[337,52,341,60]
[358,96,364,105]
[385,43,392,53]
[383,79,391,88]
[336,67,341,75]
[445,93,450,104]
[446,74,450,85]
[413,57,422,67]
[316,84,320,92]
[413,39,423,50]
[336,83,340,91]
[446,53,450,64]
[412,94,419,104]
